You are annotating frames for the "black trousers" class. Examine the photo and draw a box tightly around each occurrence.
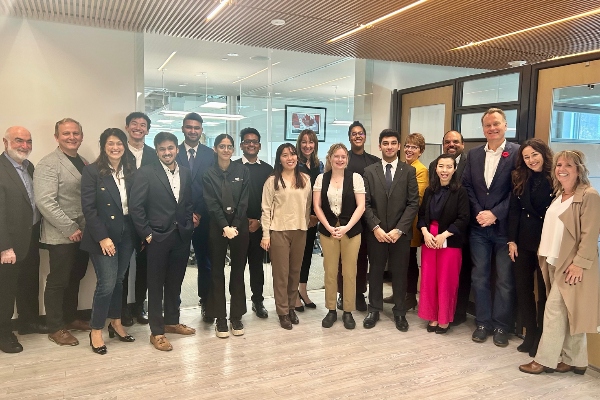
[44,243,89,332]
[405,247,419,294]
[514,248,546,336]
[146,230,190,336]
[0,264,19,336]
[206,221,249,319]
[299,225,318,283]
[338,229,369,295]
[16,224,41,326]
[122,246,148,311]
[367,234,410,316]
[454,243,472,319]
[193,217,212,303]
[247,228,265,303]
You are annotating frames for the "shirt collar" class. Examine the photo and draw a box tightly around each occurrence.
[241,155,261,164]
[3,151,29,169]
[455,154,462,163]
[184,142,199,153]
[160,160,179,175]
[383,158,399,170]
[484,139,506,153]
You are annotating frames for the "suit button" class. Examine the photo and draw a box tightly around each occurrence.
[486,192,489,195]
[527,214,530,217]
[107,203,111,206]
[101,187,105,191]
[111,216,115,220]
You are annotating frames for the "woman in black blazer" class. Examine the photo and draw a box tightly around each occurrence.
[81,128,136,354]
[508,138,554,356]
[417,154,469,333]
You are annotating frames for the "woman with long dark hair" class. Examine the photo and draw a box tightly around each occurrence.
[417,154,469,333]
[81,128,136,354]
[261,143,311,329]
[295,129,323,310]
[203,134,250,338]
[508,138,554,356]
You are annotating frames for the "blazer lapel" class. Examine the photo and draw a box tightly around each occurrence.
[374,162,387,193]
[55,148,81,179]
[388,161,404,196]
[1,155,31,204]
[153,164,176,202]
[102,174,123,211]
[178,169,188,203]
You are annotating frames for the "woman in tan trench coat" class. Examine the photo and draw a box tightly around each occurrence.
[519,150,600,375]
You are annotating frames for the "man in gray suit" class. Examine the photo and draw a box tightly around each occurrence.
[362,129,419,331]
[35,118,91,346]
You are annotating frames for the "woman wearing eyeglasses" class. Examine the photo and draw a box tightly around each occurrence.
[203,134,250,338]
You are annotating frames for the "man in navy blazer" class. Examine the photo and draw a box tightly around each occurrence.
[462,108,519,347]
[175,112,214,322]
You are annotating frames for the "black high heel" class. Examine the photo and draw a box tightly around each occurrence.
[298,291,316,309]
[108,323,135,342]
[435,325,449,334]
[89,332,107,355]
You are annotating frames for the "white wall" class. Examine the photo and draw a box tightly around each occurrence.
[0,16,139,311]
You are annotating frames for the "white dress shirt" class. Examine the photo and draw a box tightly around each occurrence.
[112,168,129,215]
[381,158,399,178]
[128,143,144,169]
[184,143,199,161]
[161,162,181,203]
[483,139,506,188]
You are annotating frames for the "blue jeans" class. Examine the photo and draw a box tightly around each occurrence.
[89,221,135,330]
[469,225,515,331]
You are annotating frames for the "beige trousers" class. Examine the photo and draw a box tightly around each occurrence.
[320,232,361,312]
[269,230,307,316]
[535,261,588,368]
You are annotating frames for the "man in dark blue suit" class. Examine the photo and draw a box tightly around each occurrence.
[462,108,519,347]
[175,112,214,322]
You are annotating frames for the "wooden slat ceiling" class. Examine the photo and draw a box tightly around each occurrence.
[2,0,600,70]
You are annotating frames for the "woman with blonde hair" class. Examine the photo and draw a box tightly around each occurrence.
[520,150,600,375]
[313,143,365,329]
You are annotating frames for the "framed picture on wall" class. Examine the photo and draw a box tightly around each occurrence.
[284,105,326,142]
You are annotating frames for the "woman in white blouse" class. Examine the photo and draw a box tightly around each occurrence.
[260,143,312,330]
[519,150,600,375]
[81,129,137,354]
[313,143,365,329]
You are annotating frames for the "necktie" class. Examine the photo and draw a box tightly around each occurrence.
[188,148,195,171]
[385,163,393,191]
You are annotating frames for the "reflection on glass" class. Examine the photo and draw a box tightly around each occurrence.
[462,73,520,106]
[409,104,445,168]
[551,84,600,142]
[459,109,517,139]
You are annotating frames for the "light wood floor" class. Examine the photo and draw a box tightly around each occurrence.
[2,288,600,400]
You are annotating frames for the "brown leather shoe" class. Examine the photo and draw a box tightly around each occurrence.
[150,334,173,351]
[288,309,299,324]
[66,319,91,331]
[164,324,196,335]
[519,360,554,374]
[383,295,394,304]
[555,362,587,375]
[48,329,79,346]
[278,315,292,330]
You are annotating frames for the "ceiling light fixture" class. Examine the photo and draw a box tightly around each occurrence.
[232,62,281,84]
[271,19,285,26]
[227,53,239,57]
[452,7,600,50]
[206,0,229,21]
[157,51,177,71]
[548,48,600,61]
[327,0,427,43]
[289,76,351,92]
[161,110,244,121]
[201,102,228,109]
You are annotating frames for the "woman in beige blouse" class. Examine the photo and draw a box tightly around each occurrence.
[261,143,312,330]
[313,143,365,329]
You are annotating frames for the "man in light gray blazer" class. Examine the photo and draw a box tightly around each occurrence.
[34,118,91,347]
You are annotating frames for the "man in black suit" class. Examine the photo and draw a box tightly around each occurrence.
[362,129,419,331]
[233,127,273,318]
[130,132,197,351]
[428,130,471,325]
[0,126,44,353]
[174,112,214,322]
[337,121,380,311]
[462,108,519,347]
[121,112,159,326]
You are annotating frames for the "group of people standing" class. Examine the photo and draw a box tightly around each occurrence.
[1,107,598,377]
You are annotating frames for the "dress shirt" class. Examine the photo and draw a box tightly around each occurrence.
[184,143,199,161]
[161,161,181,203]
[455,154,462,164]
[112,167,129,215]
[381,158,399,178]
[483,139,506,188]
[538,196,573,266]
[128,143,144,169]
[3,152,40,224]
[241,155,262,164]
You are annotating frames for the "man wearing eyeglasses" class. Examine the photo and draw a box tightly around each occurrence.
[175,112,214,322]
[0,127,45,353]
[233,128,273,318]
[336,121,380,312]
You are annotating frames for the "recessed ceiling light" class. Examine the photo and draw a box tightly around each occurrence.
[250,55,270,61]
[179,84,187,87]
[222,58,228,61]
[271,19,285,26]
[227,53,239,57]
[274,92,281,95]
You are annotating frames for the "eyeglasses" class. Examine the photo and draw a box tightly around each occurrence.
[242,139,259,145]
[404,144,419,151]
[350,131,365,137]
[218,144,234,151]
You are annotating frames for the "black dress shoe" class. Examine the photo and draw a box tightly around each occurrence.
[0,333,23,353]
[472,325,491,343]
[288,309,299,324]
[426,323,438,333]
[18,321,49,335]
[321,311,337,328]
[395,316,409,332]
[435,325,449,334]
[493,328,509,347]
[355,295,367,312]
[336,294,343,310]
[342,312,356,329]
[252,301,268,318]
[201,302,214,323]
[363,311,379,329]
[121,307,134,327]
[134,305,149,325]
